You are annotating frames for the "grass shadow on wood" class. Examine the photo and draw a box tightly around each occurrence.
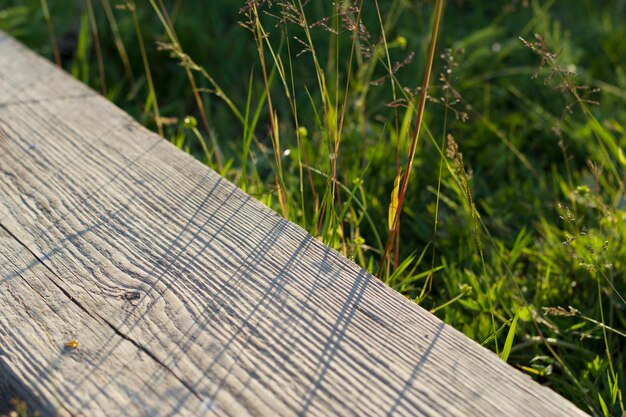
[386,322,445,417]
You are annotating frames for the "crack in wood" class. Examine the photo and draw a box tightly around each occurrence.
[0,221,202,402]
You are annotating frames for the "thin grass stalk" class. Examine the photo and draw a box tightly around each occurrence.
[418,107,448,302]
[100,0,135,83]
[252,3,288,218]
[148,0,224,171]
[282,24,311,228]
[331,0,365,253]
[378,0,445,278]
[127,2,164,137]
[158,0,224,171]
[371,0,404,267]
[39,0,61,66]
[85,0,107,95]
[290,0,334,240]
[287,0,347,244]
[241,69,255,191]
[597,279,618,390]
[252,18,306,222]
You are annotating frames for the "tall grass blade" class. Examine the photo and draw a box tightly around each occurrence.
[39,0,61,66]
[501,311,519,363]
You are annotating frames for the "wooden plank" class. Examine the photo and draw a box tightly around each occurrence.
[0,30,587,417]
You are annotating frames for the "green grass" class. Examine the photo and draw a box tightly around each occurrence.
[2,0,625,415]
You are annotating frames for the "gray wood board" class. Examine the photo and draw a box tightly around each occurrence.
[0,31,587,416]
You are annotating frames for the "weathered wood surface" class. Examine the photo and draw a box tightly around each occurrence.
[0,31,586,417]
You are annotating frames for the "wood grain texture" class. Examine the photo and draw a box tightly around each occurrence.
[0,31,587,417]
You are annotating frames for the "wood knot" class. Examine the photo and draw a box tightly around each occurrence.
[121,291,141,301]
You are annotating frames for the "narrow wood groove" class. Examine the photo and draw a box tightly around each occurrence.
[0,93,95,109]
